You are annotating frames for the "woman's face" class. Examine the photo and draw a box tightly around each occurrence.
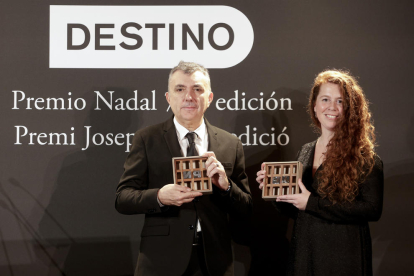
[314,82,343,133]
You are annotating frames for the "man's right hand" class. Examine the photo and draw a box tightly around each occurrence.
[158,184,203,206]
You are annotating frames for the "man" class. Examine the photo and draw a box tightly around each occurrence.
[116,61,252,276]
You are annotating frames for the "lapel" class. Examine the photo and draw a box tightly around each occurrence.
[303,140,317,168]
[205,118,219,152]
[163,116,183,158]
[297,140,317,189]
[163,116,218,156]
[302,140,318,190]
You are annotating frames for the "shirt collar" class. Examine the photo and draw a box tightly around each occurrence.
[173,117,206,142]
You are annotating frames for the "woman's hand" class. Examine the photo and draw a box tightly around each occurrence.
[256,163,266,190]
[276,179,311,211]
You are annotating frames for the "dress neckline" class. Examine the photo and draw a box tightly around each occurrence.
[310,141,323,179]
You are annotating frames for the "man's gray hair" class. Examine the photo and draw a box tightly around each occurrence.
[168,61,211,90]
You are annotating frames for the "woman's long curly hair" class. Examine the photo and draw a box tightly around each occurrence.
[309,69,376,204]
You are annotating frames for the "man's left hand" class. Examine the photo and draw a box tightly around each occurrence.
[203,152,229,191]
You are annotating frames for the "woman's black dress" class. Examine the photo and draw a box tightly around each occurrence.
[275,140,384,276]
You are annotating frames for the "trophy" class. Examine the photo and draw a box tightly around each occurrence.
[172,156,213,194]
[262,161,303,200]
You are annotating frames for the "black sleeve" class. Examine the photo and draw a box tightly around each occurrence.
[222,139,253,217]
[115,131,164,215]
[305,156,384,224]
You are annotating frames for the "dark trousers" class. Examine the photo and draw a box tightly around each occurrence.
[182,232,210,276]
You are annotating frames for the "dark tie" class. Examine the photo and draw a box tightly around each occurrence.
[185,132,199,157]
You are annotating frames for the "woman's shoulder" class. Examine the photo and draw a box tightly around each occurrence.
[296,140,318,161]
[372,153,384,171]
[360,152,383,178]
[299,140,318,152]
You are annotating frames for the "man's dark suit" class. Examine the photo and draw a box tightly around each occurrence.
[116,117,252,276]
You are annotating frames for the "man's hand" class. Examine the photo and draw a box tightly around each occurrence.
[158,184,203,206]
[202,152,229,191]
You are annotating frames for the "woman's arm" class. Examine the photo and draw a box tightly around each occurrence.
[305,157,384,223]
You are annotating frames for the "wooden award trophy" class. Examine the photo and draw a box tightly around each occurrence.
[172,156,213,194]
[262,161,303,201]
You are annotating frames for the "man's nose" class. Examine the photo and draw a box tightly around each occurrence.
[185,90,194,100]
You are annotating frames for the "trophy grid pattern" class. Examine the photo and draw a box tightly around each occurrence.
[262,162,302,200]
[173,157,212,193]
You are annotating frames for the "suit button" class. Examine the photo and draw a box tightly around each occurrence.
[188,225,194,230]
[194,197,199,202]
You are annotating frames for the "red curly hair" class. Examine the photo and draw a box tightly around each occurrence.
[308,70,376,204]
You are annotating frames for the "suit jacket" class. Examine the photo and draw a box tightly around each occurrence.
[116,117,252,276]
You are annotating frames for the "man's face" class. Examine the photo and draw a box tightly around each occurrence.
[166,70,214,128]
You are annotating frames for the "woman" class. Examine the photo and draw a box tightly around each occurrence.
[257,70,384,275]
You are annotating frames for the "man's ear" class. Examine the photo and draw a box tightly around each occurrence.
[166,92,170,104]
[208,92,214,106]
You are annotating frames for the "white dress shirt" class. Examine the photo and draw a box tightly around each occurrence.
[173,117,209,157]
[173,117,208,232]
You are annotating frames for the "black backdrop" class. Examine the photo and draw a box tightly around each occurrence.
[1,0,414,275]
